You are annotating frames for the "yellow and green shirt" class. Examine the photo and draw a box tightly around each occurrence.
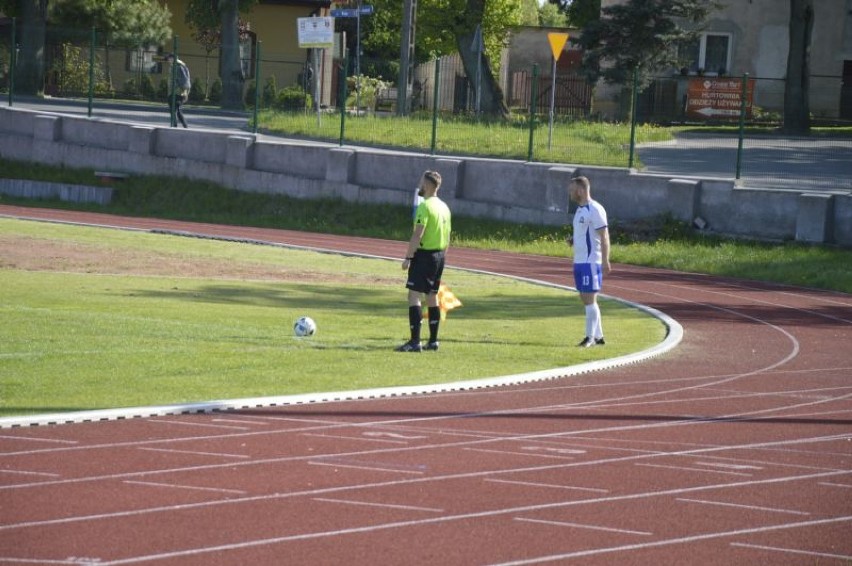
[415,196,451,250]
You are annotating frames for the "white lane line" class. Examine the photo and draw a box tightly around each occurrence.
[150,420,250,431]
[676,498,810,516]
[730,542,852,561]
[0,434,78,445]
[301,433,409,445]
[362,431,427,440]
[522,446,586,455]
[486,479,608,493]
[514,517,652,536]
[137,447,250,460]
[313,497,443,513]
[819,482,852,489]
[694,462,763,471]
[308,461,425,475]
[0,469,61,478]
[0,557,88,564]
[490,516,852,566]
[463,448,575,461]
[635,463,753,477]
[211,418,269,426]
[123,480,246,495]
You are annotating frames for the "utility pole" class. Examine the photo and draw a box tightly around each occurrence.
[397,0,416,116]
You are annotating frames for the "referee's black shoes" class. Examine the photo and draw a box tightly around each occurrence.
[395,341,422,352]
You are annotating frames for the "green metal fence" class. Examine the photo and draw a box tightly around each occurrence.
[3,21,851,191]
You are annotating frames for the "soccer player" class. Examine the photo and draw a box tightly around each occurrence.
[568,175,611,347]
[397,170,452,352]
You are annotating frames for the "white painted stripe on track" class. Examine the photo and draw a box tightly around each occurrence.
[0,226,684,429]
[729,543,852,562]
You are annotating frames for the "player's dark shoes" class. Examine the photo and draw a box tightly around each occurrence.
[595,337,606,345]
[577,337,593,347]
[424,341,440,351]
[395,341,422,353]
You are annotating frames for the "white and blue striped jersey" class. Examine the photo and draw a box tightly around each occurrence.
[572,200,608,264]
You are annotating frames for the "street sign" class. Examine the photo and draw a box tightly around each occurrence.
[686,78,754,120]
[331,5,373,17]
[330,8,357,17]
[547,32,569,62]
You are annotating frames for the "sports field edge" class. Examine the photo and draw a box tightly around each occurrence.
[0,219,683,428]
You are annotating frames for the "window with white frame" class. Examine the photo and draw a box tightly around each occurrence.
[678,32,732,76]
[126,46,160,74]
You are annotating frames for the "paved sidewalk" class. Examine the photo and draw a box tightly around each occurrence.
[637,133,852,192]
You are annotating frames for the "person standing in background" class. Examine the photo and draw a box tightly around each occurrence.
[164,53,190,128]
[568,175,611,347]
[397,171,452,352]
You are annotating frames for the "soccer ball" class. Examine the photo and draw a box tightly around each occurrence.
[293,316,316,337]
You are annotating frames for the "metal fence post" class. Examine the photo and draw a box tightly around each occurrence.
[735,72,749,181]
[628,66,638,169]
[169,37,178,127]
[8,17,15,107]
[430,58,440,156]
[339,55,348,146]
[88,27,96,117]
[252,40,261,134]
[527,64,539,162]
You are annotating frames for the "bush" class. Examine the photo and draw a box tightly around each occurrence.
[208,78,222,104]
[139,74,156,100]
[274,85,311,111]
[262,76,278,108]
[345,74,390,110]
[122,78,138,98]
[53,43,111,97]
[156,79,169,102]
[244,79,257,107]
[189,78,205,103]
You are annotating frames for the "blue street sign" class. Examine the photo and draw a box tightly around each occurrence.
[330,5,372,17]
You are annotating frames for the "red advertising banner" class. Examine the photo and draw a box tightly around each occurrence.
[686,77,755,120]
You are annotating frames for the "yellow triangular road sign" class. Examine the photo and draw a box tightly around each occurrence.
[547,32,569,62]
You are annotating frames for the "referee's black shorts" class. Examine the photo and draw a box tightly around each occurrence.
[405,249,446,294]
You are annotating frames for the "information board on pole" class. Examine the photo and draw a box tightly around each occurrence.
[297,17,335,48]
[686,77,755,120]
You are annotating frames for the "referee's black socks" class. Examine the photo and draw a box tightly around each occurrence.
[428,306,441,343]
[408,306,422,343]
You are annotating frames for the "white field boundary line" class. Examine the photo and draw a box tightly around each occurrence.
[0,222,683,429]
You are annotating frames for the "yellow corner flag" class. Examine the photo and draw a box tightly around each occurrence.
[424,283,463,321]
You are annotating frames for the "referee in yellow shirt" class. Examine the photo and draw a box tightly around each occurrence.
[397,170,452,352]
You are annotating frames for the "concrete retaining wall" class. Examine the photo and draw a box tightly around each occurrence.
[1,106,849,246]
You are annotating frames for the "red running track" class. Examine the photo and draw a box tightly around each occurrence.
[1,205,851,565]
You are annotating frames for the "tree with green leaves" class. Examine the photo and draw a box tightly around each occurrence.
[49,0,171,89]
[1,0,169,94]
[577,0,715,87]
[184,0,256,110]
[349,0,520,117]
[548,0,600,28]
[539,3,569,28]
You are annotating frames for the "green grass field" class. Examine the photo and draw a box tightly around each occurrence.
[0,219,666,417]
